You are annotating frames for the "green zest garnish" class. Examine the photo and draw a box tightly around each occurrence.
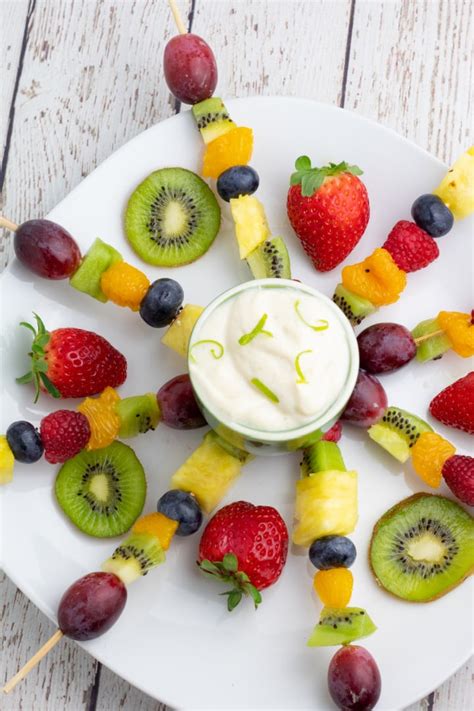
[290,156,363,197]
[238,313,273,345]
[295,349,313,384]
[294,300,329,332]
[190,339,224,363]
[250,378,279,404]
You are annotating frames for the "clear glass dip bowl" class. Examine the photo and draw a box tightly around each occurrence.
[188,279,359,455]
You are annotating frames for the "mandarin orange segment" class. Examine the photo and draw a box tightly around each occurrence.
[132,512,178,550]
[77,387,121,450]
[313,568,353,608]
[411,432,456,488]
[341,247,407,306]
[100,261,150,311]
[202,126,253,179]
[437,311,474,357]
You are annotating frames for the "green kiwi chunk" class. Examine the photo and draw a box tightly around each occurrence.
[55,441,146,537]
[246,237,291,279]
[370,493,474,602]
[307,607,377,646]
[102,531,165,584]
[300,441,346,477]
[333,284,376,326]
[70,238,123,302]
[411,318,451,362]
[125,168,221,267]
[368,407,433,462]
[116,394,161,438]
[191,97,235,144]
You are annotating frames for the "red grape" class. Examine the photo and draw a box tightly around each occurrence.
[14,219,81,279]
[157,373,206,429]
[341,370,387,428]
[328,645,381,710]
[164,34,217,104]
[357,323,416,374]
[58,572,127,641]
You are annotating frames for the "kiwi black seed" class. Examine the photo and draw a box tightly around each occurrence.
[125,168,220,267]
[332,284,376,326]
[55,441,146,538]
[246,236,291,279]
[370,493,474,602]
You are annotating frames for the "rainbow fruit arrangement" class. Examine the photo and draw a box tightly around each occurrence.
[1,13,474,711]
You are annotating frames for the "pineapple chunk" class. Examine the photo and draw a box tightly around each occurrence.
[293,470,358,546]
[161,304,204,359]
[0,435,14,485]
[170,431,243,513]
[433,146,474,219]
[230,195,270,259]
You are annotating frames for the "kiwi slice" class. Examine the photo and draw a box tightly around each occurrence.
[125,168,221,266]
[300,441,346,477]
[370,493,474,602]
[102,531,165,585]
[333,284,376,326]
[70,238,123,302]
[368,407,433,462]
[116,394,161,438]
[411,318,452,362]
[55,441,146,537]
[307,607,377,646]
[246,236,291,279]
[191,97,235,144]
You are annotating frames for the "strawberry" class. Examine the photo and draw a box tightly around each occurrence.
[442,455,474,506]
[429,372,474,435]
[198,500,288,610]
[40,410,91,463]
[382,220,439,272]
[17,314,127,401]
[287,157,369,271]
[322,421,343,443]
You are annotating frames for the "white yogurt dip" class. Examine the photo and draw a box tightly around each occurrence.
[189,281,353,433]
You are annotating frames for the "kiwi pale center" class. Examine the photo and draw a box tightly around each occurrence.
[392,517,459,577]
[80,460,123,515]
[163,201,188,236]
[407,533,446,562]
[148,186,199,247]
[89,473,109,502]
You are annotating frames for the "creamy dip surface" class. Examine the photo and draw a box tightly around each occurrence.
[189,284,352,433]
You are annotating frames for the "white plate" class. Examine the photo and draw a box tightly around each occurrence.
[1,98,472,711]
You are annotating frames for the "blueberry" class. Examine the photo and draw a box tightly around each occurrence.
[309,535,356,570]
[411,194,454,237]
[6,421,43,463]
[139,278,184,328]
[216,165,260,202]
[157,489,203,536]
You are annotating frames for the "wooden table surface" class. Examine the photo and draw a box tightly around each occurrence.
[1,1,472,709]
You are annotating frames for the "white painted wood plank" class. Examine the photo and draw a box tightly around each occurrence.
[345,0,473,164]
[0,0,28,149]
[96,665,168,711]
[405,659,473,711]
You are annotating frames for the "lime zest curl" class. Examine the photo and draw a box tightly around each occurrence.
[295,349,313,384]
[250,378,279,404]
[294,300,329,332]
[239,313,273,345]
[190,339,224,363]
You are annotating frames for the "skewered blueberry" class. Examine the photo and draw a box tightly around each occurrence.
[157,489,203,536]
[217,166,260,202]
[411,194,453,237]
[139,278,184,328]
[6,421,44,463]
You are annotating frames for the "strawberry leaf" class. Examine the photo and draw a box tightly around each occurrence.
[295,155,311,171]
[289,157,364,196]
[222,553,238,572]
[226,590,242,611]
[16,372,34,384]
[39,372,61,398]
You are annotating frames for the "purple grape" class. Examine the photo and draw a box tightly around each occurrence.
[58,572,127,641]
[328,645,381,710]
[341,370,387,428]
[357,323,416,374]
[14,219,81,279]
[157,374,206,429]
[163,34,217,104]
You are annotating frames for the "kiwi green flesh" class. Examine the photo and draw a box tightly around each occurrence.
[412,318,452,362]
[333,284,376,326]
[102,532,165,584]
[368,407,433,462]
[370,493,474,602]
[191,97,234,144]
[300,441,346,477]
[125,168,221,267]
[246,236,291,279]
[55,441,146,538]
[307,607,377,647]
[116,394,161,438]
[69,238,123,302]
[209,430,253,463]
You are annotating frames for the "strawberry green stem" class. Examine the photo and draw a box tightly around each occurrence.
[16,314,61,402]
[198,553,262,611]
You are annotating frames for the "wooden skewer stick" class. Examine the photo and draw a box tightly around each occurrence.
[2,629,64,694]
[167,0,187,35]
[413,329,445,345]
[0,215,18,231]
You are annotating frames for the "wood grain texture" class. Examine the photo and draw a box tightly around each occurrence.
[1,0,472,709]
